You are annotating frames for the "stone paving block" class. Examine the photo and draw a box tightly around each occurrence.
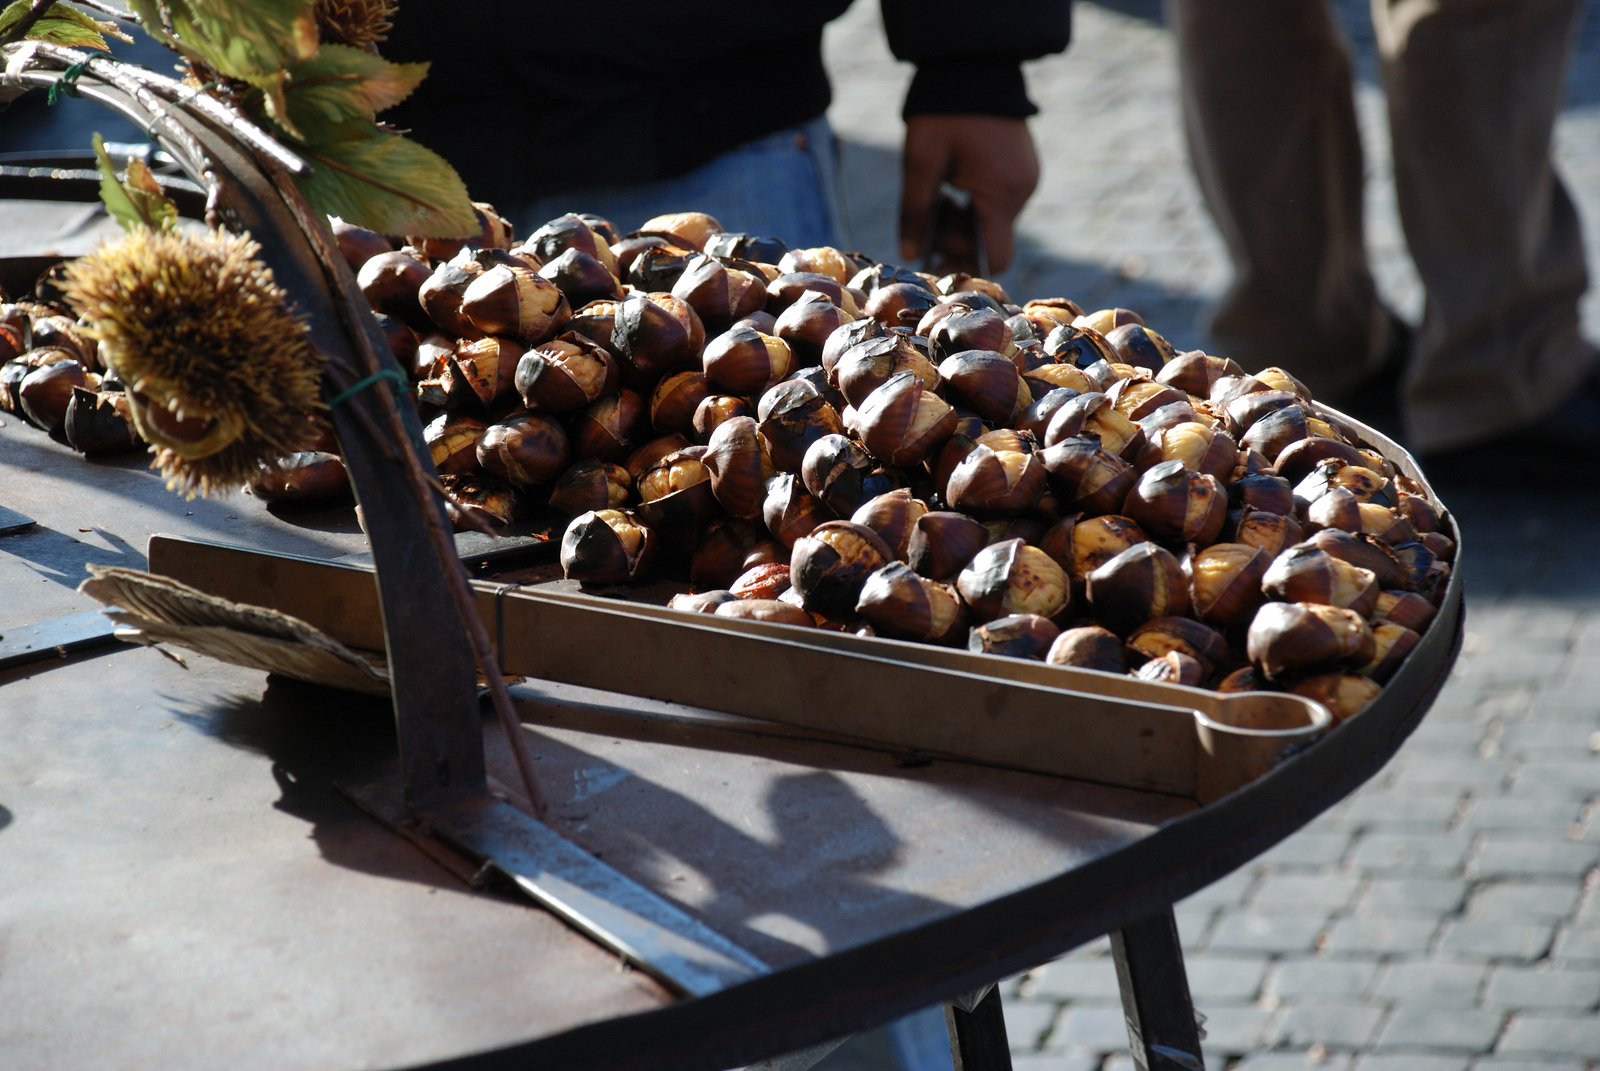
[1466,879,1583,921]
[1338,791,1464,831]
[1192,1001,1274,1054]
[1256,830,1356,869]
[1390,755,1513,792]
[1408,719,1494,749]
[1237,1053,1355,1071]
[1457,796,1586,834]
[1354,1056,1471,1071]
[1323,916,1441,957]
[1468,837,1600,880]
[1175,904,1217,951]
[1436,919,1555,963]
[1182,954,1271,1003]
[1047,1003,1127,1051]
[1206,911,1328,956]
[1250,873,1365,914]
[1349,831,1474,876]
[1371,960,1488,1007]
[1373,1005,1505,1053]
[1022,957,1119,1002]
[1494,1012,1600,1058]
[1508,761,1600,799]
[1550,925,1600,964]
[1010,1053,1099,1071]
[1497,720,1600,754]
[1469,1060,1587,1071]
[1266,958,1379,1001]
[1484,965,1600,1011]
[1265,1001,1387,1050]
[1354,876,1469,917]
[1178,867,1259,910]
[1001,999,1062,1051]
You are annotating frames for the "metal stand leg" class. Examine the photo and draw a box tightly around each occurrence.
[1110,908,1205,1070]
[944,984,1013,1071]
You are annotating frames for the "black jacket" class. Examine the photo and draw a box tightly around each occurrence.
[384,1,1071,209]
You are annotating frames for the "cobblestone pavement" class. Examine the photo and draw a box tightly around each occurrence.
[822,1,1600,1068]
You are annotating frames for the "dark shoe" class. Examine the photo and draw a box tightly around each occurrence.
[1327,313,1411,441]
[1419,367,1600,470]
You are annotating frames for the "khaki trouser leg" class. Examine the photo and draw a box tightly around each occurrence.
[1376,0,1598,452]
[1168,0,1391,402]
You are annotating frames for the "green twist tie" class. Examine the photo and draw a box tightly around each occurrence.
[46,61,89,105]
[325,367,408,409]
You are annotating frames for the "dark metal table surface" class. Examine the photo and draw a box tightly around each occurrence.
[0,414,1462,1071]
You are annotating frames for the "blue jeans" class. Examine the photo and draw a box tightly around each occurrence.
[517,115,843,248]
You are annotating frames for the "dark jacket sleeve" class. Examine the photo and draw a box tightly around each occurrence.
[879,0,1072,119]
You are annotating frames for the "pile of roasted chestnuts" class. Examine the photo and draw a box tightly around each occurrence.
[1,202,1455,719]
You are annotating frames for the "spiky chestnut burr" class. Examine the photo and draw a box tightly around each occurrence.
[60,228,324,498]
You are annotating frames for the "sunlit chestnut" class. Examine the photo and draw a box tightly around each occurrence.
[956,538,1071,623]
[855,562,969,644]
[424,411,487,475]
[1151,421,1235,482]
[968,613,1059,659]
[1303,486,1363,534]
[701,415,773,519]
[670,254,766,332]
[1134,650,1209,686]
[1262,545,1380,616]
[1126,616,1230,680]
[669,589,739,615]
[1153,351,1245,396]
[1101,322,1176,373]
[1042,391,1146,461]
[1042,323,1119,369]
[854,371,958,467]
[639,211,723,251]
[834,333,941,408]
[847,487,928,561]
[1021,362,1095,399]
[901,510,987,582]
[927,306,1014,362]
[728,560,793,601]
[625,433,693,483]
[622,239,696,291]
[1018,297,1085,337]
[802,432,900,517]
[460,262,571,344]
[755,377,845,473]
[937,349,1029,424]
[1373,589,1436,633]
[1186,542,1269,626]
[439,473,519,532]
[1039,436,1137,517]
[820,316,886,381]
[476,412,569,487]
[763,471,834,547]
[1360,621,1421,683]
[539,247,625,309]
[523,212,619,274]
[790,519,896,617]
[1253,366,1312,401]
[1121,460,1227,546]
[1085,541,1189,634]
[1227,507,1304,559]
[864,281,941,330]
[18,358,86,436]
[714,598,816,628]
[250,451,351,506]
[357,248,433,333]
[1046,625,1126,673]
[775,289,857,365]
[945,444,1047,517]
[692,394,752,440]
[701,324,793,396]
[650,369,712,435]
[1301,528,1410,591]
[1273,435,1366,483]
[1287,672,1383,722]
[514,333,619,413]
[1239,403,1310,461]
[1246,601,1375,681]
[560,508,658,584]
[766,273,857,317]
[548,458,631,516]
[705,231,788,263]
[635,448,719,542]
[611,291,706,378]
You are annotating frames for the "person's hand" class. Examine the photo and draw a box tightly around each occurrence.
[899,114,1041,275]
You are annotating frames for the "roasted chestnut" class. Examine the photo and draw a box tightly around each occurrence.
[955,538,1071,623]
[560,508,657,584]
[790,519,896,618]
[856,561,969,644]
